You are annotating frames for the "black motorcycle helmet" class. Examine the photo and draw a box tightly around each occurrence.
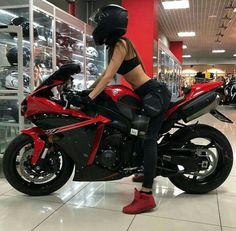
[6,47,30,67]
[90,4,128,46]
[9,17,39,40]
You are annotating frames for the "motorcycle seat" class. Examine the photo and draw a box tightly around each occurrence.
[168,95,185,109]
[60,64,81,76]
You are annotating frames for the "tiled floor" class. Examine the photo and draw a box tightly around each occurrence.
[0,105,236,231]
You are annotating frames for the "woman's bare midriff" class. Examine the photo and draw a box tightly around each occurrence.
[123,65,151,89]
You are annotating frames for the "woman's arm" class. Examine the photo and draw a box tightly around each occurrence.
[88,41,127,99]
[89,72,105,89]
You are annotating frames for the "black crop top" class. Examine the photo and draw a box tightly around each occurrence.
[117,56,141,75]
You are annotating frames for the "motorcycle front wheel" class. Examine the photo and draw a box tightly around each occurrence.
[3,133,74,196]
[168,124,233,194]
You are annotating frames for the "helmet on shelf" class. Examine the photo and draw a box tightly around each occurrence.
[86,47,98,58]
[56,32,70,47]
[90,4,128,46]
[86,62,98,75]
[5,71,30,93]
[9,17,39,40]
[6,47,30,67]
[35,52,52,69]
[56,54,74,67]
[71,41,84,52]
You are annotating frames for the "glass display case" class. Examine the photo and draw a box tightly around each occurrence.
[0,25,25,154]
[84,25,106,89]
[158,40,182,99]
[153,40,158,79]
[0,0,106,154]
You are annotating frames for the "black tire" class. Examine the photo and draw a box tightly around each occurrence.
[168,124,233,194]
[3,133,74,196]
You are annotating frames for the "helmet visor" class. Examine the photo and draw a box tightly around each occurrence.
[89,8,107,27]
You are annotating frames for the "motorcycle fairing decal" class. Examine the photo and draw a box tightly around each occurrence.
[21,127,46,165]
[44,115,110,135]
[166,81,223,118]
[26,96,92,119]
[87,124,105,165]
[104,85,140,102]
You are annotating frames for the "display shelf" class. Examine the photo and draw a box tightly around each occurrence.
[84,25,106,88]
[0,0,106,154]
[158,39,182,99]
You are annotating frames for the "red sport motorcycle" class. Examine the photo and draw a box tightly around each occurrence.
[3,64,233,196]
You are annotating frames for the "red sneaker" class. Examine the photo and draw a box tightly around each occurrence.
[122,188,156,214]
[132,174,144,183]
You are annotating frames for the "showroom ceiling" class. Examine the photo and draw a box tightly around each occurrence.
[159,0,236,61]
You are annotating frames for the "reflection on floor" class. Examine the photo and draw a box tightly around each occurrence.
[0,105,236,231]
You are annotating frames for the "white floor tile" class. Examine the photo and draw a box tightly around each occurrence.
[129,215,221,231]
[4,179,88,204]
[0,106,234,231]
[218,195,236,228]
[67,182,166,212]
[34,205,134,231]
[0,178,12,195]
[217,176,236,197]
[146,190,220,225]
[222,227,236,231]
[0,195,61,231]
[229,162,236,177]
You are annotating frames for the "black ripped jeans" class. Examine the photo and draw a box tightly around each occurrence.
[135,79,171,188]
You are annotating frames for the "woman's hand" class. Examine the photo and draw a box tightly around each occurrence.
[88,40,127,99]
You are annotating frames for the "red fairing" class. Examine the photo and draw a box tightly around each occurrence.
[87,124,105,165]
[25,96,92,119]
[21,127,46,165]
[104,85,140,102]
[44,116,110,135]
[166,81,223,118]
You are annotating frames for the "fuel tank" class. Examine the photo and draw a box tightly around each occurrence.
[96,85,141,120]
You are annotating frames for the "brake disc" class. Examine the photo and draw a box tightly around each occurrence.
[192,148,218,178]
[18,147,54,184]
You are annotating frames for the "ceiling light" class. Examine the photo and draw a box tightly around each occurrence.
[233,54,236,56]
[212,50,225,53]
[153,56,157,59]
[234,8,236,12]
[162,0,189,10]
[183,45,187,49]
[178,32,196,37]
[183,55,191,58]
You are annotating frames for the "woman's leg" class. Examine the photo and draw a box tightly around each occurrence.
[122,114,164,214]
[142,113,165,191]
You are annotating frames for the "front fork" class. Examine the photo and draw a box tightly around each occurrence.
[21,127,48,165]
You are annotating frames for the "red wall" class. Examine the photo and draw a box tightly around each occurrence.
[121,0,159,77]
[170,41,183,64]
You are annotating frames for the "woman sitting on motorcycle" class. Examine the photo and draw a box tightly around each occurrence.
[83,4,171,214]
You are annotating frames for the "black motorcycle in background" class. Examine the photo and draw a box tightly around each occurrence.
[223,77,236,104]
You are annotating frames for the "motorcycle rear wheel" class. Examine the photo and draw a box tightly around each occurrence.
[3,134,74,196]
[168,124,233,194]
